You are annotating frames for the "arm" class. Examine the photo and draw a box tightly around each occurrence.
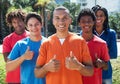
[94,57,109,70]
[108,31,117,59]
[6,55,26,72]
[94,42,110,70]
[3,52,9,62]
[35,55,60,78]
[6,46,34,72]
[2,37,11,62]
[65,51,93,76]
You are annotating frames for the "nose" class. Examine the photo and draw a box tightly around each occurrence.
[59,19,65,22]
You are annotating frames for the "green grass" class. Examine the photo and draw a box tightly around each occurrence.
[0,53,6,84]
[111,56,120,84]
[0,53,120,84]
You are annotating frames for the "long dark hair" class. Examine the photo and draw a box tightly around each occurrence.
[92,5,109,31]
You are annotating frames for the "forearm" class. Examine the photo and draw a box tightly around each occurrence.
[102,61,108,70]
[6,55,25,72]
[3,52,10,62]
[78,63,94,76]
[34,66,47,78]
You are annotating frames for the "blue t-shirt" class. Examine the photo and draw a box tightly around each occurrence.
[8,37,46,84]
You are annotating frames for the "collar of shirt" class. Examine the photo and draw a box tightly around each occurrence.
[94,30,105,37]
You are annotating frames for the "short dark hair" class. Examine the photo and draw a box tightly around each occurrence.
[53,6,70,16]
[6,9,26,27]
[25,12,42,25]
[77,8,96,22]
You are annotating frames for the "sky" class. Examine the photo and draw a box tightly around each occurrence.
[70,0,120,13]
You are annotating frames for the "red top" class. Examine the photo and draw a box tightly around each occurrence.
[82,35,110,84]
[2,31,29,83]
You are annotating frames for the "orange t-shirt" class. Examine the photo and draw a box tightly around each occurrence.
[36,33,92,84]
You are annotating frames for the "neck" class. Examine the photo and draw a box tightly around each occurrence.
[56,31,69,39]
[96,25,104,35]
[82,32,94,42]
[15,29,25,35]
[30,35,42,42]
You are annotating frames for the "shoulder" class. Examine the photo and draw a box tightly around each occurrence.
[69,33,85,42]
[3,33,16,43]
[3,32,14,40]
[106,28,116,35]
[16,37,29,45]
[93,35,106,44]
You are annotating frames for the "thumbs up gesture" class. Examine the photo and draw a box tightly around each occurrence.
[94,53,103,68]
[23,46,34,60]
[65,51,81,70]
[43,55,60,72]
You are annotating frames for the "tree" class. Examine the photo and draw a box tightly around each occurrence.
[0,0,11,44]
[35,0,52,37]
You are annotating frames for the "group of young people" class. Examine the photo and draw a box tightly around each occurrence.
[2,5,117,84]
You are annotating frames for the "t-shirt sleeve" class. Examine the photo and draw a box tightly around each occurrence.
[101,43,110,61]
[36,42,47,66]
[2,37,12,53]
[8,42,20,60]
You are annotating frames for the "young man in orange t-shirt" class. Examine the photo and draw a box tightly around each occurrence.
[34,6,94,84]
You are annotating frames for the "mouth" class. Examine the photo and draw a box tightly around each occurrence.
[84,26,89,29]
[96,20,102,23]
[58,25,66,29]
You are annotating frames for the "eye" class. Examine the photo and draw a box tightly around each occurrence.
[35,23,40,27]
[55,17,60,20]
[28,24,33,27]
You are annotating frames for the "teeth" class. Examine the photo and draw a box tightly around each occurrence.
[59,25,65,28]
[97,20,101,23]
[84,26,89,29]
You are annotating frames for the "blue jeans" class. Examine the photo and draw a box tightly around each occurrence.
[102,78,112,84]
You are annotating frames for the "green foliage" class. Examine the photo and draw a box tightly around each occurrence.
[63,1,80,26]
[109,12,120,32]
[111,57,120,84]
[0,54,5,84]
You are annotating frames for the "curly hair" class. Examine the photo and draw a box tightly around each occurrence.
[6,9,26,27]
[77,8,96,22]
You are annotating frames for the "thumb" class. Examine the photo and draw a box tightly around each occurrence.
[26,46,30,52]
[95,53,98,60]
[52,54,56,60]
[70,51,74,58]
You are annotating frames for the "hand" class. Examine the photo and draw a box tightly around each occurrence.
[94,53,103,68]
[23,46,34,60]
[65,51,81,70]
[43,55,60,72]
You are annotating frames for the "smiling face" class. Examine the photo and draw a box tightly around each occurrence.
[53,9,71,33]
[95,10,106,27]
[12,18,25,34]
[27,17,42,37]
[79,15,94,33]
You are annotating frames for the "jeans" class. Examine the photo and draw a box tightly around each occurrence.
[102,78,112,84]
